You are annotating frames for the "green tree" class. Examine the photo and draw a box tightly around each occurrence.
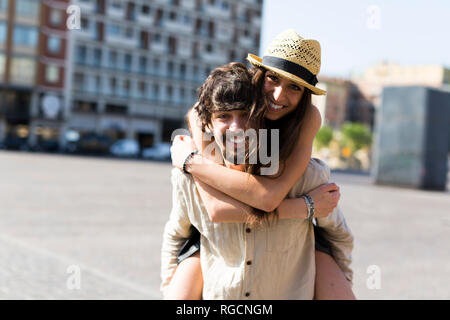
[314,125,333,149]
[340,122,372,152]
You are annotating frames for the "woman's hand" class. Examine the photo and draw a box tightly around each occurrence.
[171,135,197,170]
[308,183,341,218]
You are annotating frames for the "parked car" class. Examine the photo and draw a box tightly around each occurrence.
[3,135,29,151]
[110,139,140,157]
[142,142,171,160]
[75,133,112,155]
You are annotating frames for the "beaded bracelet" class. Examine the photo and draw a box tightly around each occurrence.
[182,150,199,174]
[301,194,315,220]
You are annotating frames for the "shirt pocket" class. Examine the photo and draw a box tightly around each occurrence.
[264,219,306,253]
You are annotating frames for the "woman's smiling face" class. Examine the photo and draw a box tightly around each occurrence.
[263,71,305,121]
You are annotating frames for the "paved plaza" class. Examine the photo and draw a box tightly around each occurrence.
[0,150,449,299]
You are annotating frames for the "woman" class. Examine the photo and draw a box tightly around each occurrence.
[166,30,355,299]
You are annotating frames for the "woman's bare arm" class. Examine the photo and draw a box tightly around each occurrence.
[185,106,326,222]
[194,174,312,222]
[186,105,322,212]
[187,107,310,222]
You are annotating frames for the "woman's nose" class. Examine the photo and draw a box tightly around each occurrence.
[272,85,286,103]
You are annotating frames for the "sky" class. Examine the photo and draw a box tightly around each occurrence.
[260,0,450,78]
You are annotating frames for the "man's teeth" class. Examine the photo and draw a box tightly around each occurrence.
[227,136,245,144]
[270,103,284,110]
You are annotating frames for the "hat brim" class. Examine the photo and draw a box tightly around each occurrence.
[247,54,327,95]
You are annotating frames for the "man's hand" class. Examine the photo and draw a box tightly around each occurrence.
[171,135,197,170]
[308,183,341,218]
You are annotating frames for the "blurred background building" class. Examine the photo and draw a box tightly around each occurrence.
[313,77,375,131]
[351,62,450,109]
[0,0,69,152]
[0,0,263,152]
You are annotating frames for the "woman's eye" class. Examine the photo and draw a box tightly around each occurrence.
[291,85,301,91]
[267,74,278,82]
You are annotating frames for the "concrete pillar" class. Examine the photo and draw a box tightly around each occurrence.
[372,86,450,190]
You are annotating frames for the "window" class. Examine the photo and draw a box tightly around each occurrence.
[73,73,84,92]
[75,45,87,64]
[0,53,5,78]
[15,0,39,19]
[153,58,160,73]
[49,8,63,25]
[0,0,8,12]
[95,76,101,93]
[45,64,59,83]
[125,27,134,39]
[152,84,159,99]
[81,17,89,30]
[109,77,117,93]
[138,81,146,98]
[108,50,117,68]
[47,36,61,54]
[167,61,174,76]
[139,56,147,73]
[13,25,38,48]
[124,54,132,71]
[179,87,185,100]
[10,57,35,84]
[141,5,150,15]
[180,63,186,79]
[93,48,102,67]
[111,1,121,9]
[123,80,130,97]
[107,24,121,37]
[0,22,7,44]
[166,86,173,100]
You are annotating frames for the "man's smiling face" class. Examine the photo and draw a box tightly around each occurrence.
[210,109,249,165]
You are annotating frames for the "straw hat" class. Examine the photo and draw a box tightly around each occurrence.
[247,29,326,95]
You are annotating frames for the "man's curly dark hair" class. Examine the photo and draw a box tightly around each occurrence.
[194,62,264,132]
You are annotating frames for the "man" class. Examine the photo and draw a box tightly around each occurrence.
[160,63,353,299]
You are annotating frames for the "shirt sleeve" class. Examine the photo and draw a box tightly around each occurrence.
[316,205,355,284]
[160,169,193,296]
[294,159,355,283]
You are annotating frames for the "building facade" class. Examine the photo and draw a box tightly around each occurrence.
[0,0,263,151]
[351,62,450,109]
[0,0,70,150]
[312,77,375,130]
[66,0,262,150]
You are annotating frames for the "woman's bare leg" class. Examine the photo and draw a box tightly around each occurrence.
[164,251,203,300]
[314,250,356,300]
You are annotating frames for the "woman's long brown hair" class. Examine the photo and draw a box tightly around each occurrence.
[244,66,312,225]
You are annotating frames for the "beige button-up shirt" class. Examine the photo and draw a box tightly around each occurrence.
[161,158,354,299]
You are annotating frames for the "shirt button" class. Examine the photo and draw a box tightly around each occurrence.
[246,260,252,265]
[245,292,250,297]
[246,228,251,233]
